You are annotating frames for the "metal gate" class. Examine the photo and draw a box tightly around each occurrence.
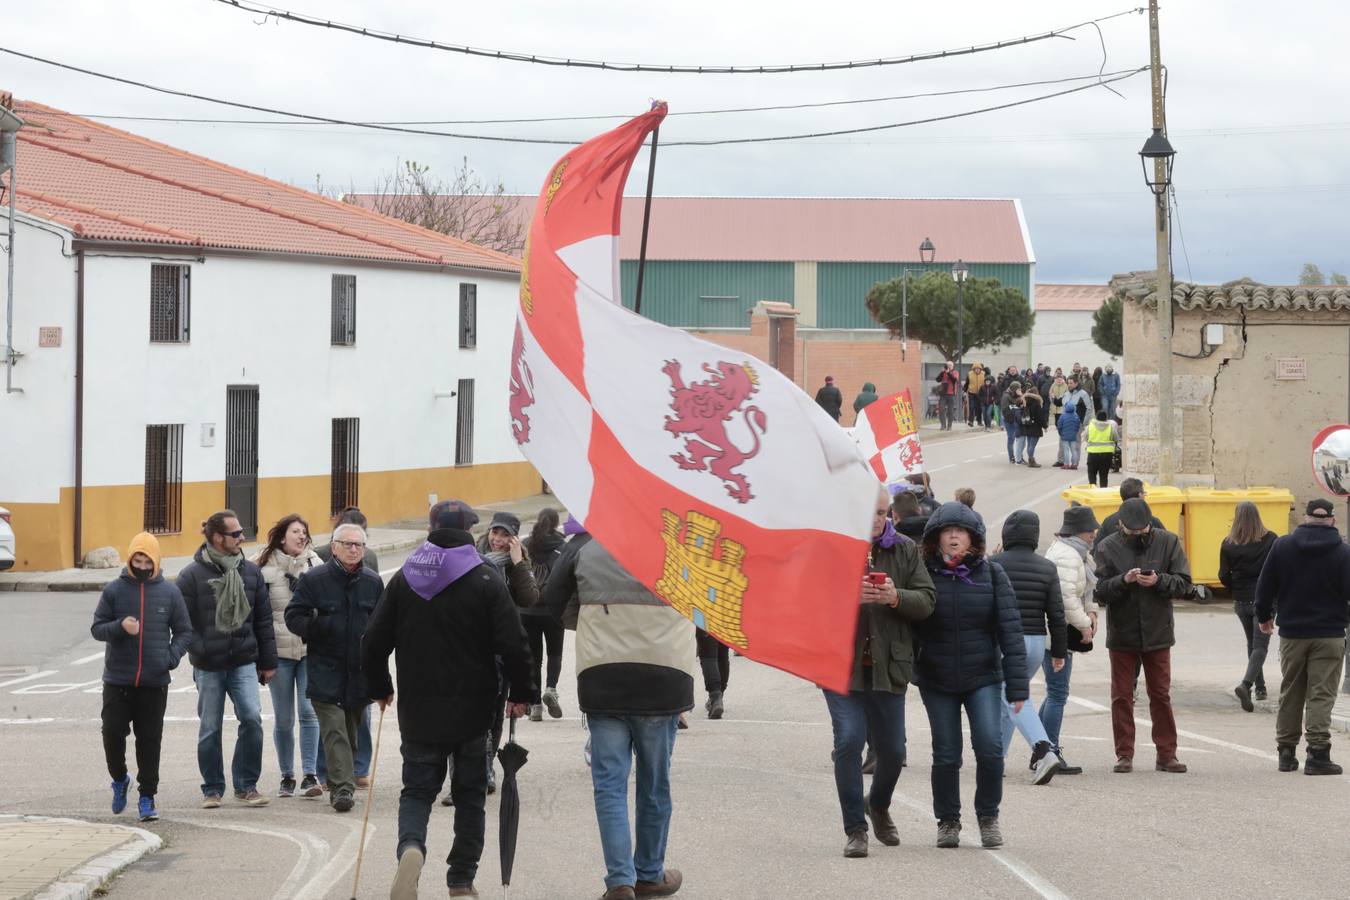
[331,417,360,515]
[226,386,260,539]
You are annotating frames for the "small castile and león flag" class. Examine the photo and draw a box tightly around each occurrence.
[848,388,928,487]
[507,103,880,693]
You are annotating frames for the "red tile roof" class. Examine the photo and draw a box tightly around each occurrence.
[1034,283,1110,311]
[4,99,520,273]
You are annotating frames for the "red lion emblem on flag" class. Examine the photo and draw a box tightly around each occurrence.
[662,359,768,504]
[509,322,535,444]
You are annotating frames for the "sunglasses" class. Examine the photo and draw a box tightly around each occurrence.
[225,529,245,539]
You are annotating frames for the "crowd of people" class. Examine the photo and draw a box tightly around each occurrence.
[87,474,1350,896]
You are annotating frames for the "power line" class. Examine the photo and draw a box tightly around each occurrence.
[70,68,1148,126]
[214,0,1144,74]
[0,45,1146,147]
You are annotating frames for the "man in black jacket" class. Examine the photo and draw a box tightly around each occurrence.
[991,511,1067,784]
[1094,499,1192,775]
[363,500,532,900]
[1255,499,1350,775]
[815,375,843,422]
[177,510,277,808]
[285,523,384,812]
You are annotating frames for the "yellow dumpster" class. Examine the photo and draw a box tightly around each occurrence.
[1061,483,1184,535]
[1183,487,1295,586]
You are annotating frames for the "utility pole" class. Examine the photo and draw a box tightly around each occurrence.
[1148,0,1174,485]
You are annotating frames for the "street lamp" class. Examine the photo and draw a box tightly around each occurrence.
[897,237,936,360]
[951,259,969,374]
[1138,127,1175,198]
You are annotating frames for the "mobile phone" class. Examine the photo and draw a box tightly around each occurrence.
[865,572,887,586]
[1141,570,1156,577]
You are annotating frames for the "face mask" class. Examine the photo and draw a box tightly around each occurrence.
[1128,532,1152,552]
[131,566,153,582]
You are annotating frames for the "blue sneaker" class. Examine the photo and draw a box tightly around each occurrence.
[111,775,131,814]
[138,795,158,822]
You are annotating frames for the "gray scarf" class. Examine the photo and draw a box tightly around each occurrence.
[205,545,250,633]
[1060,535,1097,596]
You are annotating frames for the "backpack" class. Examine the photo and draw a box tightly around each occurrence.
[530,547,560,593]
[1076,397,1088,419]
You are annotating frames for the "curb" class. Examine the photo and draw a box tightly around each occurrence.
[0,814,161,900]
[1253,697,1350,735]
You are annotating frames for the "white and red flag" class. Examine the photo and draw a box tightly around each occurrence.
[509,105,879,692]
[849,389,927,486]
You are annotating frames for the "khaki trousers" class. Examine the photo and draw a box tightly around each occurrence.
[1276,636,1346,747]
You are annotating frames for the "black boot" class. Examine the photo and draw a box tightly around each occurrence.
[707,690,725,719]
[1277,744,1299,772]
[1305,743,1343,776]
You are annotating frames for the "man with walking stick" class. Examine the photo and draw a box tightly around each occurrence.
[363,500,533,899]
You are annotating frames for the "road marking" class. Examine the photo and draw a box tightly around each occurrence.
[11,679,101,695]
[986,480,1078,537]
[0,717,56,725]
[293,820,371,900]
[72,651,105,665]
[0,670,56,689]
[166,817,321,900]
[379,566,401,579]
[1067,696,1277,761]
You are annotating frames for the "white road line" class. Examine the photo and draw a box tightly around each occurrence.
[167,818,320,900]
[293,820,370,900]
[379,566,401,579]
[1067,696,1277,761]
[986,481,1077,537]
[0,670,56,689]
[0,717,56,725]
[11,679,101,695]
[72,651,105,665]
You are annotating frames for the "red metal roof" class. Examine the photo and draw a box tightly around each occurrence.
[4,99,521,273]
[1035,283,1110,311]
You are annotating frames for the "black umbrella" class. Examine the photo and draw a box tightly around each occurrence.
[497,715,529,890]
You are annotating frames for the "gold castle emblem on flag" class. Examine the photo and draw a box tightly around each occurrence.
[654,510,749,650]
[891,393,917,437]
[519,157,572,317]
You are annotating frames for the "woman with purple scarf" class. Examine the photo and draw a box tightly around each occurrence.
[915,502,1028,851]
[823,489,935,860]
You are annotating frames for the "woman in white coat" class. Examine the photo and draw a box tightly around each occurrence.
[1041,504,1102,775]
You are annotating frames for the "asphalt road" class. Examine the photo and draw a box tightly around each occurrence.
[5,429,1350,899]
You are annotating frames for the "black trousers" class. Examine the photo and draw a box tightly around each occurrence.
[523,616,564,700]
[398,736,489,888]
[101,683,168,796]
[1086,453,1112,488]
[696,629,731,694]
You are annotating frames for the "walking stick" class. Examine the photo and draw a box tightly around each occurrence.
[350,704,386,900]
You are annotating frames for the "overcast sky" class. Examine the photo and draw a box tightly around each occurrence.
[5,0,1348,283]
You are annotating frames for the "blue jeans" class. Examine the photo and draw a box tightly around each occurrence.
[589,714,678,890]
[1040,651,1073,748]
[268,657,319,779]
[1004,419,1018,460]
[397,735,489,888]
[1103,394,1118,418]
[920,682,1004,821]
[318,704,371,781]
[1001,635,1051,754]
[194,663,263,797]
[823,687,907,835]
[1015,435,1040,463]
[1060,438,1081,468]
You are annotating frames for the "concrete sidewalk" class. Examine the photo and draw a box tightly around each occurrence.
[1254,689,1350,735]
[0,493,568,592]
[0,815,160,900]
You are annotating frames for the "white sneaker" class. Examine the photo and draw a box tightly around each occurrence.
[390,847,424,900]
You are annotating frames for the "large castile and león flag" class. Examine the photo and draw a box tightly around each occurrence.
[508,103,879,692]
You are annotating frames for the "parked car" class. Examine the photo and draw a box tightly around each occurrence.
[0,506,14,571]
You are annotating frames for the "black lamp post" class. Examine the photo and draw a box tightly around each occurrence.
[898,237,936,359]
[1139,127,1176,199]
[951,258,969,373]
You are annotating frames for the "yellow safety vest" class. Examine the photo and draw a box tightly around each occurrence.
[1086,420,1116,454]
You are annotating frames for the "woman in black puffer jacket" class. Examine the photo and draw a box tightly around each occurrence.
[915,503,1028,851]
[1220,502,1277,710]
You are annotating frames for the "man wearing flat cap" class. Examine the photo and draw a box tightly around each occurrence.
[1255,498,1350,775]
[1093,497,1193,774]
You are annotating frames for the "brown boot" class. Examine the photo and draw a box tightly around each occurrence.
[844,829,868,858]
[601,888,635,900]
[866,805,900,846]
[1155,758,1187,773]
[634,868,682,897]
[1112,757,1133,773]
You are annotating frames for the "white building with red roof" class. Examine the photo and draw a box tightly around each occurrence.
[0,96,535,570]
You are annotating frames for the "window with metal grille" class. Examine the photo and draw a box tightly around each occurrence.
[143,424,183,533]
[455,379,475,466]
[149,265,190,342]
[331,417,360,514]
[459,283,477,349]
[331,275,357,346]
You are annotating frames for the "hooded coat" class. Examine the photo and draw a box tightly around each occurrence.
[914,503,1029,702]
[476,532,540,609]
[285,556,384,709]
[361,527,533,743]
[965,367,986,395]
[990,512,1067,658]
[1254,523,1350,638]
[177,544,277,673]
[852,382,879,415]
[91,533,193,688]
[1099,370,1121,398]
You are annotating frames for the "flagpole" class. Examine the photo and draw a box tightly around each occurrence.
[633,124,660,316]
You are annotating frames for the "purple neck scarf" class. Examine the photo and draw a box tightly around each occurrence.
[402,541,483,600]
[563,514,586,536]
[873,519,905,549]
[938,554,976,586]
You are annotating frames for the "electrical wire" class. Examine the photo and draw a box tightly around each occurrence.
[1169,184,1194,283]
[69,68,1148,126]
[214,0,1145,75]
[0,45,1146,147]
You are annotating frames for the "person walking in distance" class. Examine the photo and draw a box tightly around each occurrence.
[1255,499,1350,775]
[978,373,999,432]
[815,375,843,422]
[177,511,278,808]
[1084,411,1120,488]
[696,628,732,720]
[91,532,192,822]
[990,512,1067,783]
[826,491,935,858]
[521,507,567,722]
[1016,388,1046,468]
[916,503,1028,850]
[255,514,324,799]
[284,523,383,814]
[853,381,879,418]
[542,532,694,900]
[937,361,961,431]
[1042,505,1101,774]
[364,500,533,899]
[965,364,986,427]
[1220,502,1278,712]
[1093,498,1193,774]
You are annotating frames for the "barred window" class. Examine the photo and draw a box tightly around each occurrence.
[331,417,360,515]
[150,265,190,342]
[459,283,477,349]
[143,424,183,534]
[331,275,356,346]
[455,378,475,466]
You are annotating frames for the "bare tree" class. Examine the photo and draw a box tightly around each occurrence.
[356,158,526,256]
